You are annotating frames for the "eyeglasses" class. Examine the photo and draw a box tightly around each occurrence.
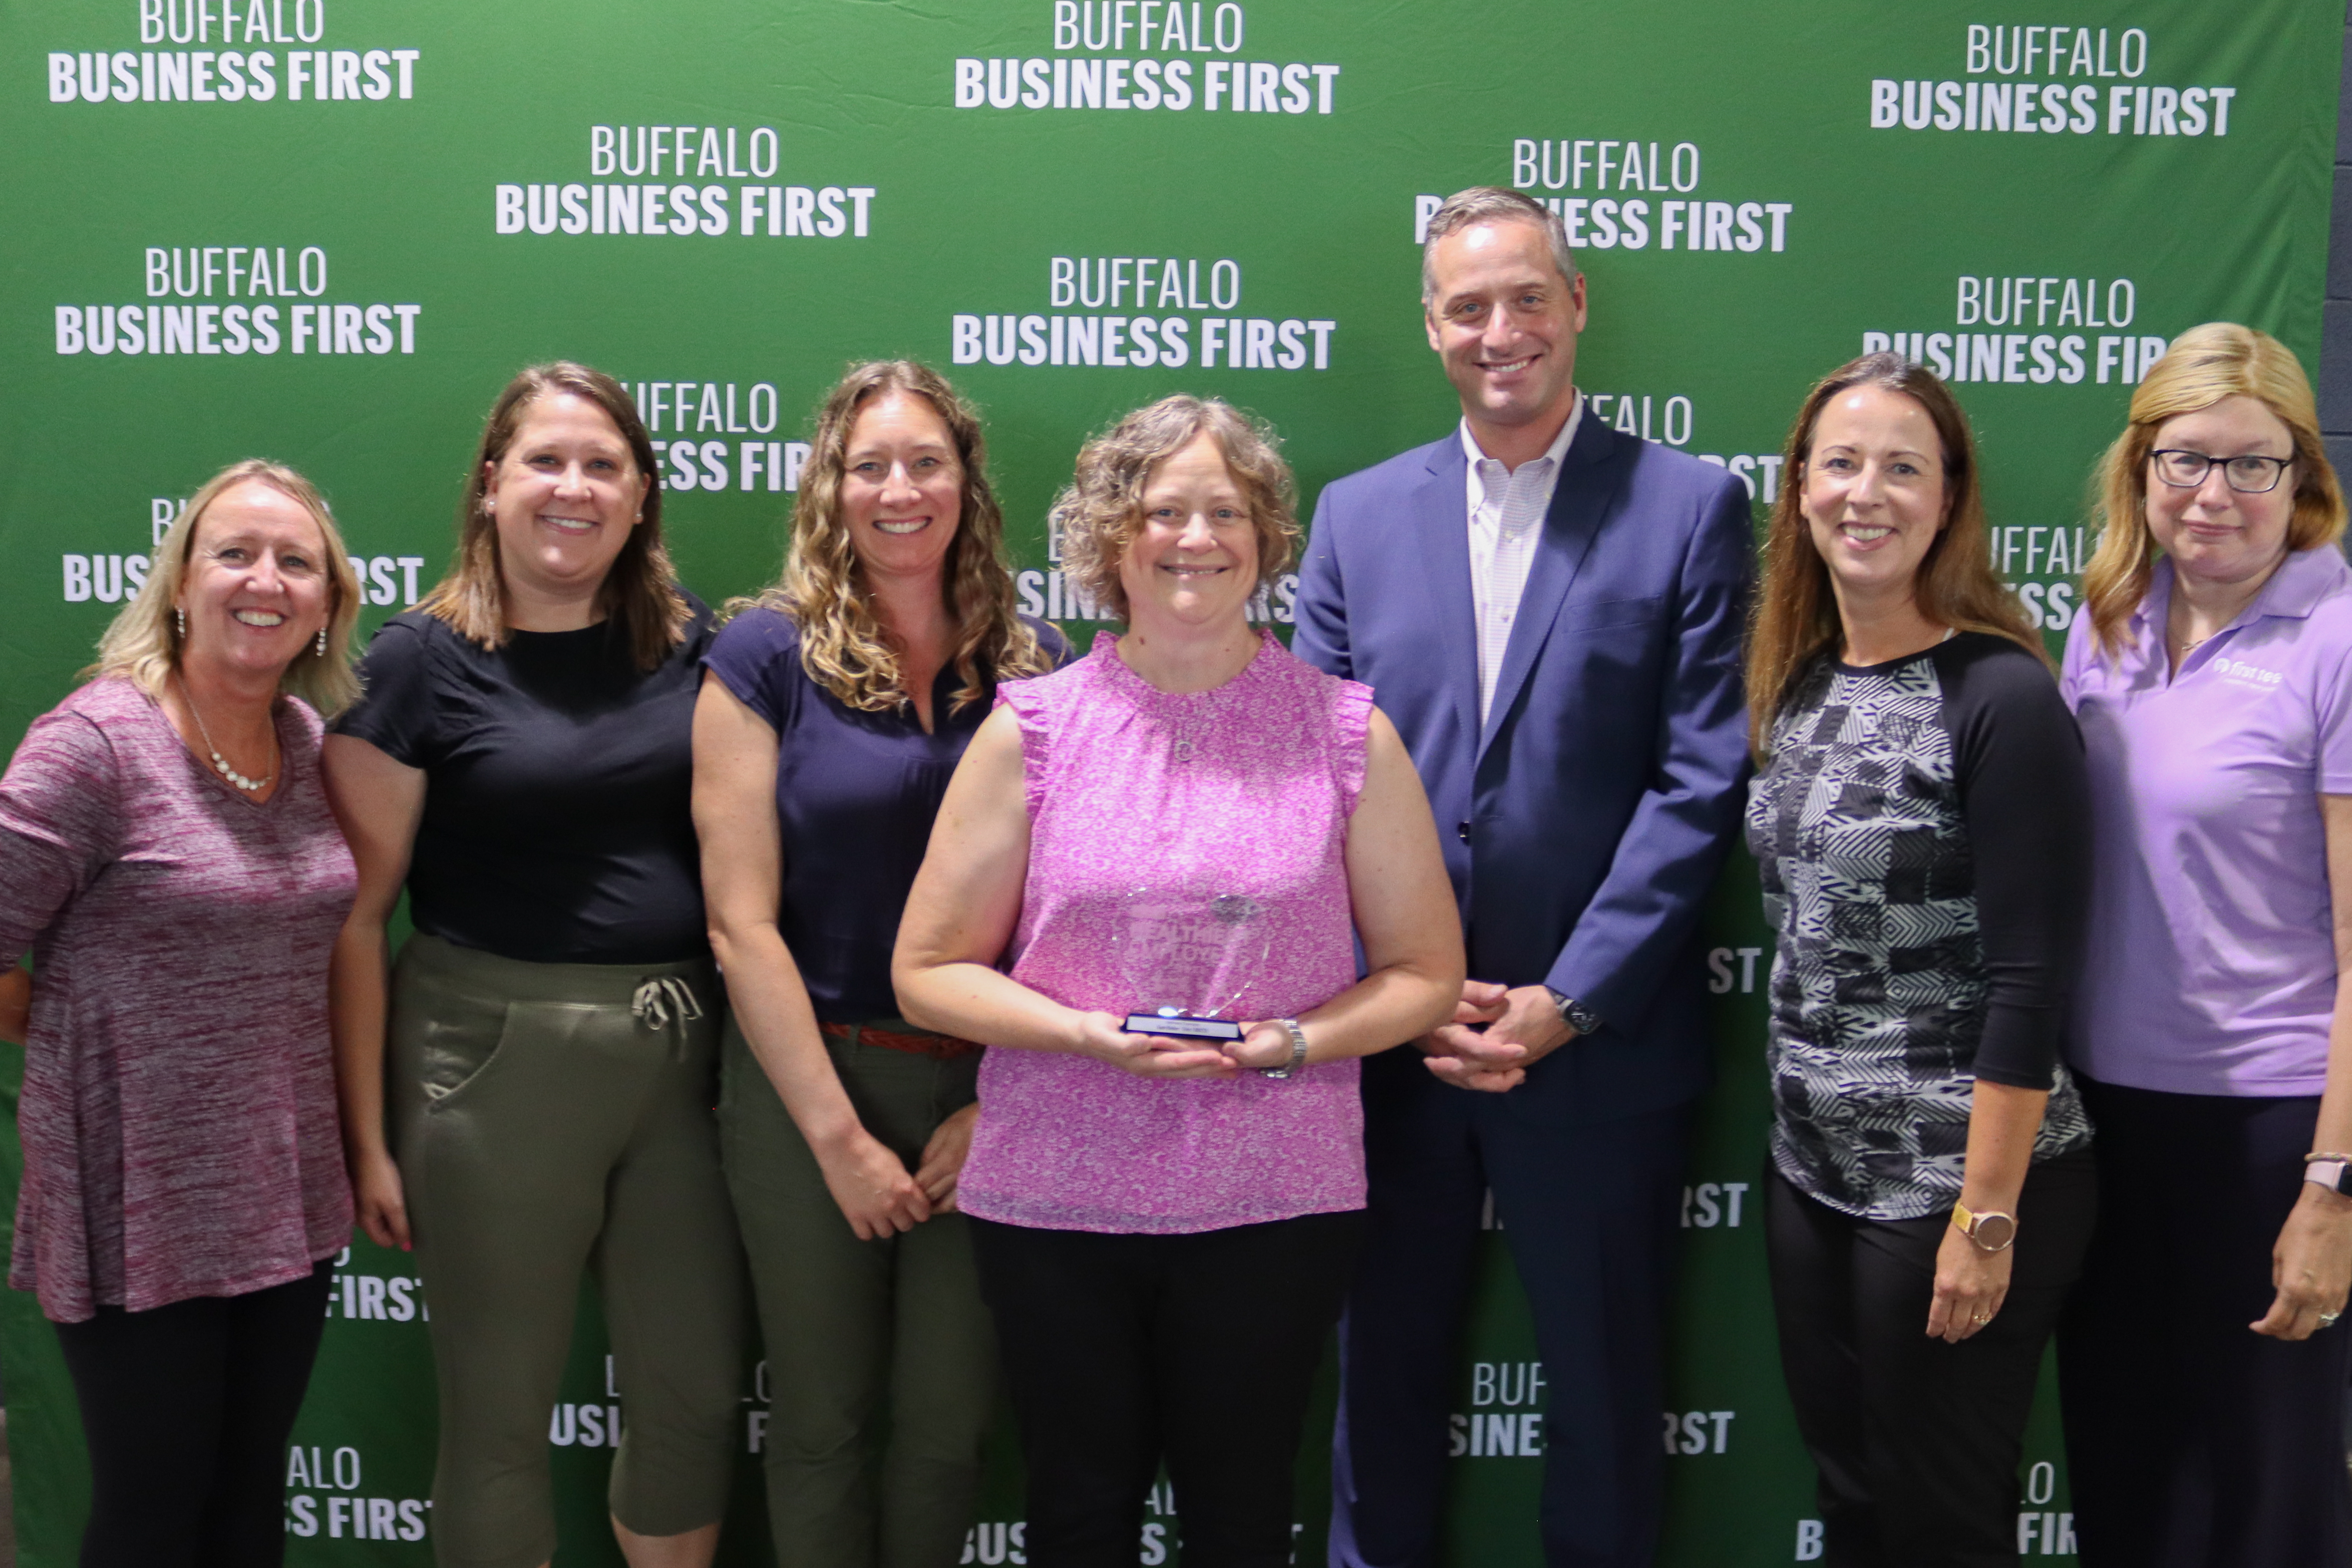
[2148,449,2295,494]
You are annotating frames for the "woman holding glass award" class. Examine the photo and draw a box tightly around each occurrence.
[894,394,1463,1568]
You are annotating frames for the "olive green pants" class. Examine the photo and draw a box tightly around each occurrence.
[390,934,750,1568]
[719,1018,997,1568]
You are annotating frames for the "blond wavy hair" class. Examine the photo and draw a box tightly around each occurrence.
[744,361,1048,713]
[86,458,364,714]
[417,361,691,671]
[1747,352,2043,758]
[1053,395,1298,623]
[2080,322,2347,656]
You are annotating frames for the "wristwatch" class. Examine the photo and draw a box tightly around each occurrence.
[1952,1201,2018,1253]
[1544,987,1603,1038]
[1259,1018,1310,1079]
[2305,1152,2352,1197]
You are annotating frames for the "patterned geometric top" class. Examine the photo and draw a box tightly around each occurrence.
[956,630,1374,1235]
[1745,634,2093,1220]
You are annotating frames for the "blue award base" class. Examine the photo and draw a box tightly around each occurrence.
[1123,1009,1245,1043]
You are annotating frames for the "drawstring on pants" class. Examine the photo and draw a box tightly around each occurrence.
[632,976,705,1058]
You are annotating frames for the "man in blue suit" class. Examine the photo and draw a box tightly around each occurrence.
[1294,187,1753,1568]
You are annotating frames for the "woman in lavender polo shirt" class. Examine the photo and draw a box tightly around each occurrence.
[894,396,1463,1568]
[2058,323,2352,1567]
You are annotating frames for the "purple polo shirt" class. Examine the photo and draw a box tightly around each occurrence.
[2062,546,2352,1097]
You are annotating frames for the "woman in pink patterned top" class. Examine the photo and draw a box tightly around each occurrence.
[895,396,1462,1567]
[0,459,363,1568]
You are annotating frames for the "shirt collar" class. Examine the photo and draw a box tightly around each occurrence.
[2134,546,2352,645]
[1458,392,1583,476]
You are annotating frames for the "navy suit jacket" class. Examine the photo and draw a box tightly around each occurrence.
[1293,414,1753,1124]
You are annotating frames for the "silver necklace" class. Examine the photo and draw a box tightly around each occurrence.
[177,676,276,793]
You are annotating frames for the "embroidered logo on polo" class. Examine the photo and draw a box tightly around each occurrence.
[2209,655,2285,688]
[1746,655,2090,1218]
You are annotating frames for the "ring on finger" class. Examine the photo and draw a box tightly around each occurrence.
[1971,1312,1990,1324]
[2323,1310,2343,1327]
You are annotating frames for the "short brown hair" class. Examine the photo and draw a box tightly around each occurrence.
[416,361,690,670]
[1420,186,1579,304]
[2080,322,2347,655]
[1745,352,2042,757]
[1052,396,1297,623]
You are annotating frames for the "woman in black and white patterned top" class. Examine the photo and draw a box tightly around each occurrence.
[1743,353,2096,1568]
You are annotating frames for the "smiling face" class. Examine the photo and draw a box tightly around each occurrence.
[484,390,649,610]
[1119,431,1260,629]
[1423,218,1587,445]
[1800,384,1951,614]
[176,480,335,680]
[2143,393,2298,591]
[840,389,964,585]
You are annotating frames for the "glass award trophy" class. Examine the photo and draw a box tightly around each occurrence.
[1116,890,1272,1043]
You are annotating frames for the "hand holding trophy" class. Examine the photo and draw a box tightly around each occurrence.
[1111,888,1274,1077]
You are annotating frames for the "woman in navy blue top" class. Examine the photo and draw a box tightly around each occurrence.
[694,360,1063,1568]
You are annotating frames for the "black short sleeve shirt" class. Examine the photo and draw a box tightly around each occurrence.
[333,601,714,964]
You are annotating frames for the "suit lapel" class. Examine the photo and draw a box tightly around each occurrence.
[1413,438,1479,752]
[1476,417,1625,763]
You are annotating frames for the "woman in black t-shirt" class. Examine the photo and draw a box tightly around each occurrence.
[324,362,746,1568]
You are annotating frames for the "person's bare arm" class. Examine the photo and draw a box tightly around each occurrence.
[1925,1081,2047,1342]
[322,734,425,1251]
[0,963,28,1046]
[693,672,930,1239]
[1224,708,1464,1070]
[2253,793,2352,1338]
[893,707,1233,1077]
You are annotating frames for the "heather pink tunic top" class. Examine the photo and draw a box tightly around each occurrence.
[957,631,1373,1235]
[0,678,356,1321]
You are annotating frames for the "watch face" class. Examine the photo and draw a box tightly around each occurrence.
[1971,1212,2016,1251]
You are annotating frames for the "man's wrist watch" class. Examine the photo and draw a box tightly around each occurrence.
[1259,1018,1310,1079]
[2305,1152,2352,1197]
[1952,1201,2018,1253]
[1544,987,1602,1037]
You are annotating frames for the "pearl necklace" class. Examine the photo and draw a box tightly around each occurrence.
[178,677,276,793]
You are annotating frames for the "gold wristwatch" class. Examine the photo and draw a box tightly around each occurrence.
[1952,1201,2017,1253]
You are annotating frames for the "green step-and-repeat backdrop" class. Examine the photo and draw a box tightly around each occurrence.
[0,0,2339,1562]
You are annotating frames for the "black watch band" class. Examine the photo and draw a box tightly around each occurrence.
[1545,987,1602,1036]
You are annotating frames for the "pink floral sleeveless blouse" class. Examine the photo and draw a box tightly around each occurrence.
[956,631,1374,1234]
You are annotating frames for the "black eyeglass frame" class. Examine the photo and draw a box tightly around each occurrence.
[2147,448,2296,495]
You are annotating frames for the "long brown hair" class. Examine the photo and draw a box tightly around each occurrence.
[745,360,1049,713]
[1746,352,2042,757]
[2080,322,2347,656]
[416,361,690,670]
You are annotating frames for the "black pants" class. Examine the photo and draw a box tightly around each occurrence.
[969,1211,1363,1568]
[53,1258,334,1568]
[2057,1078,2352,1568]
[1765,1154,2097,1568]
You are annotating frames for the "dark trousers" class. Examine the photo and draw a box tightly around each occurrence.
[1329,1062,1690,1568]
[2057,1077,2352,1568]
[969,1210,1363,1568]
[1765,1155,2097,1568]
[53,1257,334,1568]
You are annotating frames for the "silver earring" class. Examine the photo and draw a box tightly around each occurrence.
[484,496,496,514]
[176,606,186,638]
[315,625,329,657]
